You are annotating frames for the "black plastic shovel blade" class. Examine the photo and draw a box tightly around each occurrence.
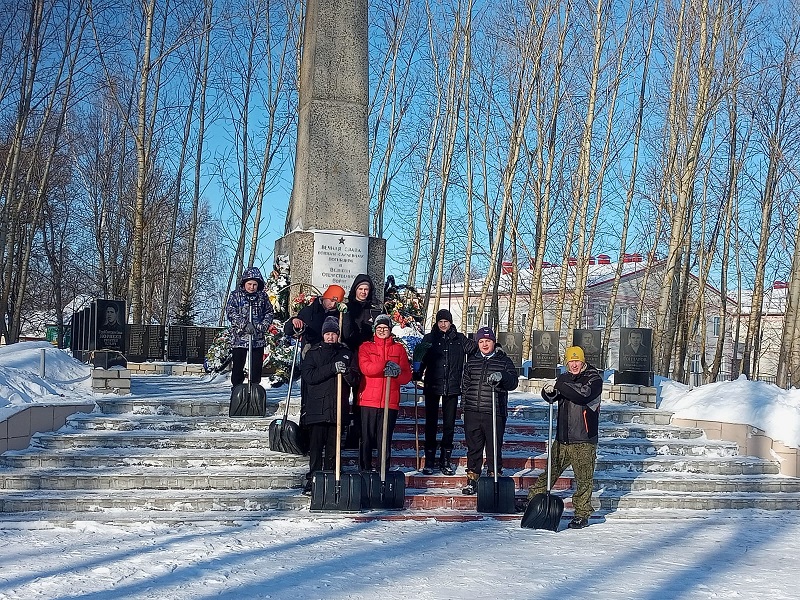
[229,383,266,417]
[309,471,362,512]
[520,491,564,530]
[360,471,405,510]
[268,418,308,455]
[476,475,516,513]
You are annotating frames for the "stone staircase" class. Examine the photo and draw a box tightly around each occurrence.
[1,376,799,523]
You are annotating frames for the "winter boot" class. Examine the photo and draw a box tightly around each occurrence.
[440,448,455,476]
[568,516,589,529]
[462,472,479,495]
[422,451,436,475]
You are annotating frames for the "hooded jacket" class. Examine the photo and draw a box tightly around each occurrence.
[461,348,519,415]
[342,274,382,354]
[419,323,476,396]
[225,267,275,349]
[299,341,354,425]
[357,334,412,410]
[542,364,603,444]
[283,298,339,349]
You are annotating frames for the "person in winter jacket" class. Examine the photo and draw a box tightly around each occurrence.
[527,345,603,529]
[341,274,382,448]
[460,326,519,495]
[416,308,477,475]
[225,266,275,387]
[283,284,346,356]
[357,313,412,472]
[298,316,354,495]
[342,274,382,352]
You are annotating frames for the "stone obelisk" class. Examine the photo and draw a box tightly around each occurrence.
[275,0,386,297]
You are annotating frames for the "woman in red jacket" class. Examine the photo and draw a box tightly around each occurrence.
[358,313,412,472]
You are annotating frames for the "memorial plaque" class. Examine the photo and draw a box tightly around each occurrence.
[498,332,523,367]
[167,326,187,361]
[619,327,652,372]
[185,326,203,363]
[165,326,221,362]
[127,324,165,362]
[573,329,603,368]
[532,330,558,367]
[95,299,126,352]
[312,231,369,291]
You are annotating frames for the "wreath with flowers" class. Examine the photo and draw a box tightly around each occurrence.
[382,275,426,361]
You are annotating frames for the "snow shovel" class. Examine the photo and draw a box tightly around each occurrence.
[414,381,421,471]
[477,385,515,513]
[521,399,564,530]
[310,370,362,511]
[361,376,405,510]
[229,303,266,417]
[268,336,308,455]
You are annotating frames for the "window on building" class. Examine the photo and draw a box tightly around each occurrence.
[466,306,477,328]
[595,303,607,328]
[690,353,701,374]
[619,307,630,328]
[712,316,721,337]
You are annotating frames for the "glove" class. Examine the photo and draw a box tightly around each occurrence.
[244,322,257,335]
[334,361,347,374]
[384,361,401,377]
[337,302,348,313]
[541,383,557,403]
[487,371,502,385]
[412,361,422,372]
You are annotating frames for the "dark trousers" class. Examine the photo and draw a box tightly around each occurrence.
[424,393,458,453]
[463,409,506,475]
[231,347,262,386]
[360,406,398,472]
[306,422,336,480]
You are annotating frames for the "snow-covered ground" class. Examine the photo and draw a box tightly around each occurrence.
[1,341,799,599]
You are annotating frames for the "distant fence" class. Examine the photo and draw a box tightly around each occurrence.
[688,371,784,389]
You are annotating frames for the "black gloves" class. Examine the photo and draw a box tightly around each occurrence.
[244,322,257,335]
[334,361,347,374]
[384,361,401,377]
[487,371,502,385]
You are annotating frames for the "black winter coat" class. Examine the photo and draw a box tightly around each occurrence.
[298,341,354,426]
[341,274,382,356]
[283,299,338,349]
[461,349,519,416]
[542,364,603,444]
[420,325,476,396]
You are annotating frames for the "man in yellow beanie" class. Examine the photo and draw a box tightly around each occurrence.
[527,345,603,529]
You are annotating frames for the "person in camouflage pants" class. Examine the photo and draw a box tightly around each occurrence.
[527,346,602,529]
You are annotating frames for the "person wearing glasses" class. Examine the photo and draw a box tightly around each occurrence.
[356,314,412,472]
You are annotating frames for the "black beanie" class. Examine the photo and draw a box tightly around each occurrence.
[321,315,340,335]
[435,309,453,323]
[373,314,393,331]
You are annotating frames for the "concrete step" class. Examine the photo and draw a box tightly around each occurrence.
[392,420,704,440]
[0,466,305,491]
[31,426,738,460]
[595,489,800,511]
[0,488,310,513]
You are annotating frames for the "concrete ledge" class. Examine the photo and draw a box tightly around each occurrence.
[0,402,95,454]
[673,417,798,477]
